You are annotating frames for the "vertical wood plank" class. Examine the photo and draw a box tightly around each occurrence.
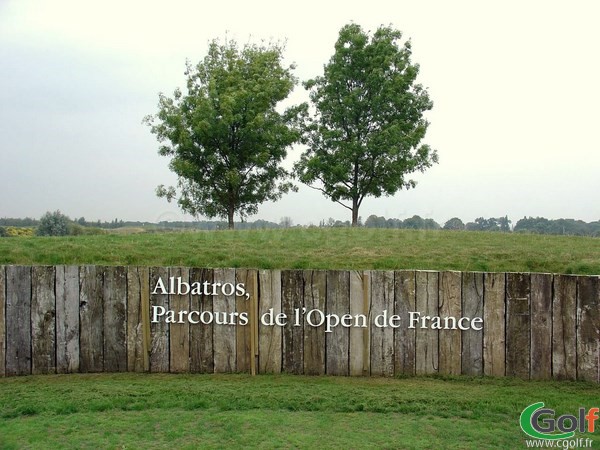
[483,272,505,377]
[530,273,552,380]
[127,266,149,372]
[415,271,439,375]
[577,276,600,382]
[31,266,56,375]
[350,270,369,376]
[190,268,214,373]
[438,271,461,375]
[462,272,483,376]
[304,270,326,375]
[213,268,236,373]
[552,274,577,380]
[326,270,350,376]
[506,272,531,379]
[282,270,304,374]
[56,266,80,374]
[394,270,416,376]
[150,267,169,372]
[6,266,32,376]
[169,267,190,373]
[370,270,395,376]
[258,269,282,374]
[80,266,103,372]
[103,266,127,372]
[0,266,5,377]
[235,269,255,374]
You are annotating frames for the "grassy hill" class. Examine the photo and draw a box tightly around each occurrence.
[1,227,598,274]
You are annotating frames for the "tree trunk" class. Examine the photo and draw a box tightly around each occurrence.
[228,206,235,230]
[351,198,359,227]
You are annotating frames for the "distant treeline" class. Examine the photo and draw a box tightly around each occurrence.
[1,215,599,237]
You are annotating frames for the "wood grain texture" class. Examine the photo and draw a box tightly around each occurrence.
[169,267,190,373]
[103,266,127,372]
[438,271,461,375]
[56,266,80,374]
[576,276,600,382]
[350,270,369,376]
[326,270,350,376]
[552,275,577,380]
[0,266,5,377]
[462,272,483,376]
[258,270,282,374]
[80,266,104,372]
[415,271,439,375]
[127,266,149,372]
[213,268,236,373]
[304,270,326,375]
[370,271,395,377]
[6,266,32,376]
[190,268,214,373]
[530,273,552,380]
[506,272,531,379]
[150,267,169,372]
[483,272,505,377]
[235,269,255,374]
[394,271,416,376]
[31,266,56,375]
[282,270,304,374]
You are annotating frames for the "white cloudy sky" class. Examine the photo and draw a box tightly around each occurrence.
[1,0,599,226]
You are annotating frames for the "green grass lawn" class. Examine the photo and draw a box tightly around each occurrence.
[0,373,598,449]
[1,228,599,274]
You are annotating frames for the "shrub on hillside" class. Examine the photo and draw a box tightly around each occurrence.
[36,210,70,236]
[0,226,6,237]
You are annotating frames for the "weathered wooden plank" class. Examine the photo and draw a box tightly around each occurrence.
[169,267,190,373]
[530,273,552,380]
[0,266,5,377]
[103,266,127,372]
[370,270,395,376]
[438,271,461,375]
[235,269,255,374]
[6,266,32,376]
[462,272,483,376]
[80,266,104,372]
[506,272,531,379]
[326,270,350,376]
[190,268,214,373]
[303,270,326,375]
[552,274,577,380]
[577,276,600,382]
[258,269,282,374]
[127,266,149,372]
[213,268,236,373]
[150,267,169,372]
[350,270,369,376]
[31,266,56,375]
[56,266,80,374]
[483,272,505,377]
[394,270,416,376]
[282,270,304,374]
[415,271,439,375]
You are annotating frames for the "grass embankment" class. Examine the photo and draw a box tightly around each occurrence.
[0,373,598,449]
[0,228,599,274]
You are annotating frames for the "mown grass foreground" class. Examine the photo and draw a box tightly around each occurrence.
[0,373,598,449]
[1,228,599,275]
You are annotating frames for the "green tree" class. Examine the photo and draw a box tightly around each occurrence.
[443,217,465,230]
[295,23,438,226]
[145,39,302,229]
[36,210,70,236]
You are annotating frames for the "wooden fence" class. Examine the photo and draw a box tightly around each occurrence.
[0,266,598,381]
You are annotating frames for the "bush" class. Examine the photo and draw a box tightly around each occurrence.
[0,226,6,237]
[36,210,70,236]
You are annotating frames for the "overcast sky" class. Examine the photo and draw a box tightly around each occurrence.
[1,0,599,226]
